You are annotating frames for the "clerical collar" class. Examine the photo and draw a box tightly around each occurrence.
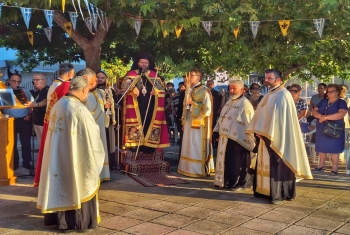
[192,83,202,89]
[55,78,65,82]
[269,84,282,92]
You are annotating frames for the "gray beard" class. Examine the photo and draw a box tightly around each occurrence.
[229,94,240,99]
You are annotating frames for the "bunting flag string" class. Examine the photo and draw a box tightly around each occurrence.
[71,0,78,13]
[233,26,240,39]
[175,25,183,38]
[77,0,84,20]
[69,12,78,31]
[64,22,73,37]
[20,7,32,29]
[44,10,54,28]
[84,0,91,17]
[62,0,66,12]
[249,21,260,39]
[44,27,52,42]
[202,21,213,36]
[89,3,98,31]
[84,17,93,34]
[278,20,290,37]
[134,19,141,36]
[313,18,325,37]
[27,31,34,45]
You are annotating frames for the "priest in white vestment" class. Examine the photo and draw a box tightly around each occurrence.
[37,76,105,232]
[77,68,110,182]
[178,68,215,177]
[246,69,313,204]
[213,80,255,190]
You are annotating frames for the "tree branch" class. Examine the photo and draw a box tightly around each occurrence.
[283,64,306,78]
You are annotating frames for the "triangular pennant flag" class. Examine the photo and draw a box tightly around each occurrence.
[92,14,98,31]
[20,7,32,29]
[71,0,78,13]
[96,8,105,30]
[163,30,168,38]
[233,26,240,39]
[27,31,34,46]
[249,21,260,38]
[62,0,66,12]
[44,27,52,42]
[202,21,213,36]
[49,0,51,7]
[43,10,54,28]
[84,0,91,17]
[313,18,325,37]
[0,5,2,18]
[64,22,73,37]
[134,19,141,36]
[160,20,166,27]
[77,0,84,20]
[175,25,183,38]
[278,20,291,37]
[84,17,93,33]
[69,12,78,31]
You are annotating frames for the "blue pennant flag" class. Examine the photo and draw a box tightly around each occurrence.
[89,3,98,30]
[313,18,326,37]
[84,0,91,17]
[84,17,93,34]
[44,10,54,28]
[69,12,79,31]
[96,8,105,30]
[20,7,32,29]
[249,21,260,39]
[0,4,3,19]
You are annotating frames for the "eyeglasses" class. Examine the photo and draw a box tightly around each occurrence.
[326,90,337,94]
[289,89,299,93]
[250,87,260,90]
[10,80,21,83]
[33,79,44,82]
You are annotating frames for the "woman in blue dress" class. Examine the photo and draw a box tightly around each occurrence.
[313,84,348,175]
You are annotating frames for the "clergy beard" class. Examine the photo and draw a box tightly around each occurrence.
[230,94,240,99]
[138,66,149,73]
[97,82,106,89]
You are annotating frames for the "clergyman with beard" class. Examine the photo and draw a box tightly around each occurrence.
[76,68,111,182]
[96,71,118,170]
[121,52,170,153]
[37,76,105,233]
[246,69,312,204]
[213,80,255,190]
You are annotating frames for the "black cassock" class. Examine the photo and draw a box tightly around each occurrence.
[253,136,296,201]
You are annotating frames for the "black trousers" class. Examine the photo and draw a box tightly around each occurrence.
[105,127,116,167]
[14,117,32,169]
[254,137,296,201]
[176,118,183,160]
[44,195,97,230]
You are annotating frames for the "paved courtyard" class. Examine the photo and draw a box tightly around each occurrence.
[1,144,350,235]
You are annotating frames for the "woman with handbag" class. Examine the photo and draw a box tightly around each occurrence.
[312,84,348,175]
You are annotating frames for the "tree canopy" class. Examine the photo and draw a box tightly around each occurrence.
[1,0,350,81]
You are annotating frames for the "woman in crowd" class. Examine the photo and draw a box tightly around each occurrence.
[313,84,348,175]
[290,84,308,124]
[340,85,350,128]
[246,83,263,110]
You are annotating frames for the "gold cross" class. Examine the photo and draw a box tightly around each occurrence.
[220,113,228,123]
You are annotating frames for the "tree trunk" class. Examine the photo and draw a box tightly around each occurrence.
[53,12,112,71]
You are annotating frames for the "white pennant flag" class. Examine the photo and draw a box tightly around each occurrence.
[202,21,213,36]
[20,7,32,29]
[69,12,79,31]
[249,21,260,38]
[44,27,52,42]
[77,0,84,19]
[96,8,105,30]
[84,0,91,17]
[84,17,93,33]
[313,18,326,37]
[43,10,54,28]
[135,19,141,36]
[92,14,99,31]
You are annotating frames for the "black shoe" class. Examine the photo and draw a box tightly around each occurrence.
[314,166,326,171]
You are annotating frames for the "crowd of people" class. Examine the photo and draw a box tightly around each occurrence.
[3,52,350,232]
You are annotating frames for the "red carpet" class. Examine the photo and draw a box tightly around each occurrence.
[121,149,188,187]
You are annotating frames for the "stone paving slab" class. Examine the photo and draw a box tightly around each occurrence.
[0,144,349,234]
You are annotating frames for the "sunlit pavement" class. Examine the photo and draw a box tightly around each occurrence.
[1,140,350,234]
